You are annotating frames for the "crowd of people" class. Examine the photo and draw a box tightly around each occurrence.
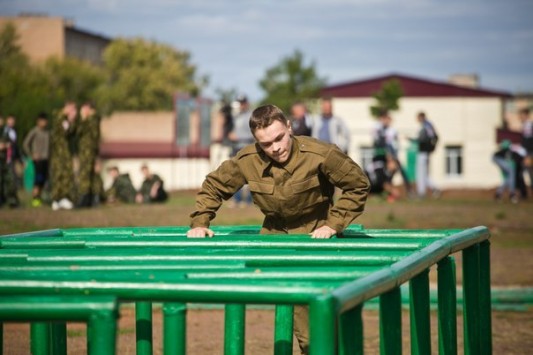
[0,102,168,210]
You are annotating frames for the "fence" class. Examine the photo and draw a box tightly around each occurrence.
[0,225,491,354]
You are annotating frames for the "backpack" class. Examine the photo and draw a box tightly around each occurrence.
[419,125,438,153]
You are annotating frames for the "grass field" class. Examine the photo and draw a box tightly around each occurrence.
[1,189,532,353]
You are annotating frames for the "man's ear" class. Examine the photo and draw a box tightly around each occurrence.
[287,121,293,134]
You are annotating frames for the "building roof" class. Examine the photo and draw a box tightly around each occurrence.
[321,73,511,98]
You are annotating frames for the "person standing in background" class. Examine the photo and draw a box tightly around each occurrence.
[411,111,440,199]
[23,113,50,207]
[77,102,101,208]
[228,95,254,207]
[49,102,77,211]
[135,164,168,203]
[290,101,312,136]
[312,98,350,154]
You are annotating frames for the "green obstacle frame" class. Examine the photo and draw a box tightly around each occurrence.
[0,225,491,355]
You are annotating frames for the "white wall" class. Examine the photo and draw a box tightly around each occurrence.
[332,97,504,189]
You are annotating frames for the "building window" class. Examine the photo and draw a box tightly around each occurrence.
[445,145,463,177]
[359,146,374,170]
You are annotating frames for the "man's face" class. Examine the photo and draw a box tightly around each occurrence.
[37,118,48,129]
[291,104,306,119]
[322,101,332,116]
[254,120,293,164]
[6,117,15,127]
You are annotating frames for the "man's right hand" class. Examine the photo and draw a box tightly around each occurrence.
[187,227,215,238]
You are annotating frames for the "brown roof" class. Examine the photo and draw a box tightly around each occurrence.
[321,73,511,98]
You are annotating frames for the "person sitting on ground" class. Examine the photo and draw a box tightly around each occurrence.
[492,139,524,203]
[105,166,136,204]
[135,164,168,203]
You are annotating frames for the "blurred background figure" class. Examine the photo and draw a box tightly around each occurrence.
[519,108,533,196]
[492,140,524,203]
[228,94,253,207]
[49,102,76,211]
[77,102,101,208]
[91,158,106,206]
[23,113,50,207]
[106,166,136,204]
[365,154,400,203]
[411,111,440,199]
[0,116,20,208]
[290,101,312,136]
[136,164,168,204]
[372,109,412,196]
[312,98,350,154]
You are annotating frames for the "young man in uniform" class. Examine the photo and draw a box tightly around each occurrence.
[187,104,370,353]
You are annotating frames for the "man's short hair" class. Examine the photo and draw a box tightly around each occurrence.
[249,104,288,133]
[519,108,530,115]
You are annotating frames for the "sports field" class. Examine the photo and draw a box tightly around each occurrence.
[1,189,532,354]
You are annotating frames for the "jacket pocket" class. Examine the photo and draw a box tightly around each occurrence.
[291,175,321,194]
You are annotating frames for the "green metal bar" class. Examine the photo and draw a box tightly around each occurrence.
[224,304,245,355]
[338,304,363,355]
[409,269,431,355]
[310,296,337,355]
[88,311,117,355]
[163,302,186,355]
[379,287,402,355]
[31,322,50,355]
[135,301,153,355]
[437,256,457,355]
[274,305,294,355]
[50,322,67,355]
[479,241,492,355]
[463,244,481,355]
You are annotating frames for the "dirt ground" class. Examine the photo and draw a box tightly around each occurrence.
[1,189,532,353]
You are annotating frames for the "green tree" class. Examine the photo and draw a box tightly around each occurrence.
[369,79,403,117]
[0,23,53,143]
[96,38,207,113]
[259,49,326,113]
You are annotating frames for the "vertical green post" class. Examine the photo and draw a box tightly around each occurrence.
[274,304,294,355]
[163,302,187,355]
[437,256,457,355]
[135,301,153,355]
[379,287,402,355]
[88,312,117,355]
[310,296,337,355]
[30,322,50,355]
[479,241,492,355]
[224,304,245,355]
[339,304,363,355]
[409,269,431,355]
[463,244,481,355]
[50,322,67,355]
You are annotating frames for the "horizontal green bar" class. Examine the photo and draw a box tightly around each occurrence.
[0,295,117,321]
[0,279,330,304]
[0,236,431,251]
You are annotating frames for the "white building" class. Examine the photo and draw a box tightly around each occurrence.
[321,73,511,189]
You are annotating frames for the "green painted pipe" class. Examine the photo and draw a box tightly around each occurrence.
[163,303,186,355]
[135,302,153,355]
[274,305,293,355]
[224,304,245,355]
[379,287,402,355]
[30,322,50,355]
[409,269,431,355]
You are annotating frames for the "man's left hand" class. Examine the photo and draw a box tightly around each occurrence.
[310,226,336,239]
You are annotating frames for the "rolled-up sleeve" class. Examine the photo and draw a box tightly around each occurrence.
[190,158,246,228]
[321,147,370,232]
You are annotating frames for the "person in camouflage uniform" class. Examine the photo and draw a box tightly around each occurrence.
[49,102,77,210]
[0,118,19,208]
[77,102,101,208]
[91,158,106,206]
[106,166,136,204]
[135,164,168,203]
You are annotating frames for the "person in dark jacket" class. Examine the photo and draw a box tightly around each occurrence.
[492,140,525,203]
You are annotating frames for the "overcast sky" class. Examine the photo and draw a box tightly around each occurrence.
[2,0,533,101]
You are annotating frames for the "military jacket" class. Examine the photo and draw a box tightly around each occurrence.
[190,136,370,234]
